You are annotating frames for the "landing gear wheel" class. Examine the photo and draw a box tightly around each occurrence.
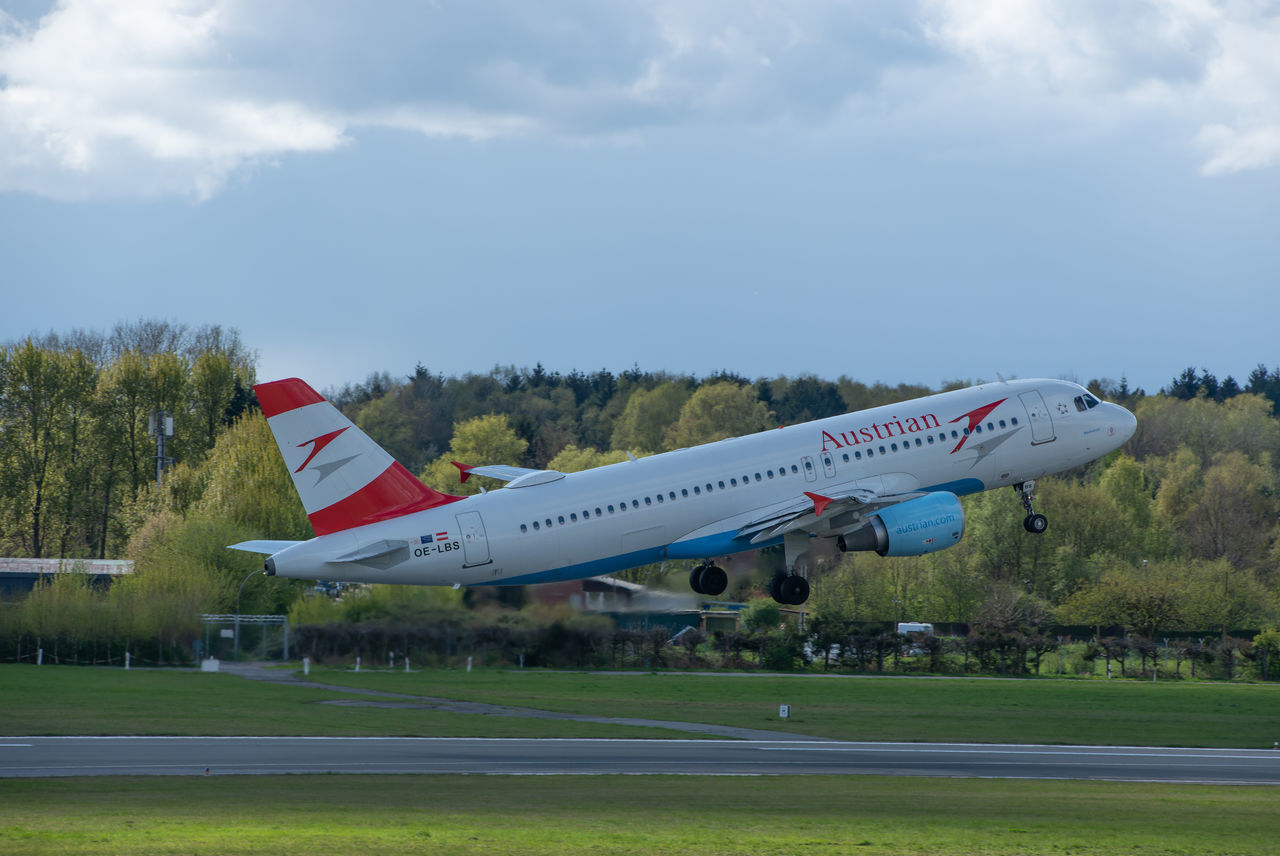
[689,566,707,594]
[770,573,809,605]
[699,565,728,596]
[769,573,786,603]
[690,564,728,596]
[779,575,810,605]
[1023,513,1048,534]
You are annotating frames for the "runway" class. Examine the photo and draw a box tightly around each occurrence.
[3,737,1279,783]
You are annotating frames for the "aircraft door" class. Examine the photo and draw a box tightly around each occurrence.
[455,511,492,567]
[1019,391,1056,445]
[801,456,818,482]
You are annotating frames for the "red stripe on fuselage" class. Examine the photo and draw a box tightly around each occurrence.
[256,378,326,418]
[307,462,463,536]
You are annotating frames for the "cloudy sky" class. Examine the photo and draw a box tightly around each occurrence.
[2,0,1277,395]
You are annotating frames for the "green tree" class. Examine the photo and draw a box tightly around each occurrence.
[546,445,641,473]
[664,382,773,450]
[609,382,691,453]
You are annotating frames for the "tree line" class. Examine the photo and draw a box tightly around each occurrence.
[2,321,1278,676]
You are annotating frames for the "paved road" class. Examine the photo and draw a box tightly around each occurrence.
[3,737,1278,783]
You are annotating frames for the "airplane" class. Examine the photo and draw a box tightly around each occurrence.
[230,377,1137,605]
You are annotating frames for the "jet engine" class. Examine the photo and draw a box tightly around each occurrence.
[836,492,965,557]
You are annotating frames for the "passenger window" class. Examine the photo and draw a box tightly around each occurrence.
[669,492,676,500]
[521,524,528,533]
[855,450,863,459]
[632,500,639,508]
[645,497,652,505]
[891,443,898,452]
[755,473,762,481]
[546,519,553,527]
[804,461,812,471]
[608,505,615,513]
[730,478,737,487]
[879,446,886,454]
[706,483,713,492]
[927,435,934,444]
[999,420,1006,428]
[558,516,565,525]
[596,508,602,516]
[570,513,577,522]
[656,495,663,503]
[866,449,874,458]
[767,470,774,479]
[777,466,786,476]
[915,438,922,447]
[719,481,726,489]
[1011,418,1018,425]
[842,453,849,462]
[533,521,540,530]
[975,425,982,434]
[791,465,799,473]
[682,489,689,498]
[694,486,701,495]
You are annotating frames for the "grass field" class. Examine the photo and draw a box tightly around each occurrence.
[1,774,1276,855]
[313,667,1280,748]
[0,665,682,739]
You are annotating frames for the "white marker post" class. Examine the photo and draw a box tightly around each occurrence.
[779,704,791,719]
[303,657,310,676]
[355,656,360,672]
[125,652,130,670]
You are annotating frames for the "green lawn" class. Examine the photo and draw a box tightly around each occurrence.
[1,775,1276,855]
[0,665,685,739]
[314,667,1280,747]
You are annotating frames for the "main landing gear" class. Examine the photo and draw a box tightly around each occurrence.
[689,562,728,597]
[1016,481,1048,534]
[770,572,809,606]
[769,531,811,605]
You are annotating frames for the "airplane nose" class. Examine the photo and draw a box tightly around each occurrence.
[1112,404,1137,444]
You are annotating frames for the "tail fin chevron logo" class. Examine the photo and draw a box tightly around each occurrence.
[295,427,349,473]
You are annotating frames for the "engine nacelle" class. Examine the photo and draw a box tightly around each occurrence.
[836,492,965,557]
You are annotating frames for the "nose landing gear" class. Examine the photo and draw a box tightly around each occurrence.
[1017,481,1048,534]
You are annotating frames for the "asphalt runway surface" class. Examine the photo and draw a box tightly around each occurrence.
[3,737,1279,783]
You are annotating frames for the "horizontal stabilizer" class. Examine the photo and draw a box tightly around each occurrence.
[228,540,303,555]
[331,539,410,563]
[452,461,565,488]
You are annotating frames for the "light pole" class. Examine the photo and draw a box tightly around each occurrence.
[235,569,263,661]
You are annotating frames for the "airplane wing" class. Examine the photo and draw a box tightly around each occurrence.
[737,488,926,545]
[451,462,565,488]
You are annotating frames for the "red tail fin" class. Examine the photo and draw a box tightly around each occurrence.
[257,378,461,535]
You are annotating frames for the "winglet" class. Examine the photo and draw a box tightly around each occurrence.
[451,461,473,483]
[805,491,834,517]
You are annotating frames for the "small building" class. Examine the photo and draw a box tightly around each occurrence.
[0,558,133,598]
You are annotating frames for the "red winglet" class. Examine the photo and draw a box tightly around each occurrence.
[805,491,833,517]
[451,461,472,483]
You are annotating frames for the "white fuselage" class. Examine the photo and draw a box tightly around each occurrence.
[269,379,1135,587]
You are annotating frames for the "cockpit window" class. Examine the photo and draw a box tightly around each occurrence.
[1074,394,1101,412]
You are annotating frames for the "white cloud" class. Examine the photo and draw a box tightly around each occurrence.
[1,0,1278,200]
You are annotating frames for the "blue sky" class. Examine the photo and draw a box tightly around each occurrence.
[3,1,1278,394]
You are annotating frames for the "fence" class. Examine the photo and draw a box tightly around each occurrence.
[200,614,291,661]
